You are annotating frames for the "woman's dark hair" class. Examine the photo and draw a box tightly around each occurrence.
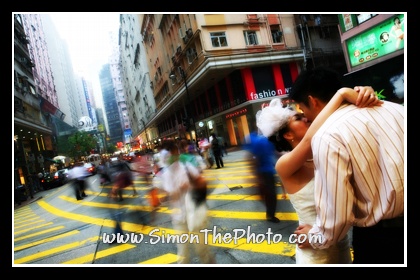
[268,125,292,153]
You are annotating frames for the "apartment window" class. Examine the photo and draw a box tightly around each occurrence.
[186,47,197,64]
[244,31,258,45]
[271,29,283,43]
[210,32,228,47]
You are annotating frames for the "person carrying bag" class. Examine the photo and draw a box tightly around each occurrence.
[160,139,216,264]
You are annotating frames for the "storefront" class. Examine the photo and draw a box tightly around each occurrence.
[14,122,54,187]
[190,61,300,146]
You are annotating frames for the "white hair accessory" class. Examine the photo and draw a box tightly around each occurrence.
[256,98,295,138]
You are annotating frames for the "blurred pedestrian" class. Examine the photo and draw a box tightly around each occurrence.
[160,139,216,264]
[37,172,44,190]
[109,160,136,201]
[179,139,202,171]
[244,131,280,223]
[153,140,170,175]
[222,139,228,156]
[210,133,223,169]
[132,152,154,187]
[97,161,111,186]
[68,162,89,200]
[198,137,211,168]
[30,173,41,192]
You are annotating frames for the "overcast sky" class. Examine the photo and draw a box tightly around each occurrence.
[48,13,120,108]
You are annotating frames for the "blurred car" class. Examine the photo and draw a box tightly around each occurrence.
[110,156,119,163]
[122,153,134,162]
[52,168,70,187]
[84,162,97,176]
[40,172,56,190]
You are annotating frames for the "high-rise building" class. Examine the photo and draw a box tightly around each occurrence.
[99,64,124,146]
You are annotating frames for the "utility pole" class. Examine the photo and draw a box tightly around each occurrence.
[178,67,197,141]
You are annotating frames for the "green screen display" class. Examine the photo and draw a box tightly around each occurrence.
[346,14,404,67]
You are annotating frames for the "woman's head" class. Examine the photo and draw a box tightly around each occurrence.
[256,98,310,152]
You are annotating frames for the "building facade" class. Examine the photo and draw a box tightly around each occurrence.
[130,14,305,148]
[14,14,55,188]
[118,14,344,149]
[119,14,157,151]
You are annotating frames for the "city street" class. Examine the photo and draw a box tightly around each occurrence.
[13,148,301,266]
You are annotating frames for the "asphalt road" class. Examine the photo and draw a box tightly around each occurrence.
[13,148,301,266]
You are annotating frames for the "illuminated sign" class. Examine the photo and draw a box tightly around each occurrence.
[249,88,291,100]
[346,14,404,68]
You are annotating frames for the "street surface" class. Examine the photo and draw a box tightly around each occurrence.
[13,149,306,266]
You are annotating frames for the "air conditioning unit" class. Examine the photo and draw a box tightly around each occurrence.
[186,28,193,38]
[22,86,28,95]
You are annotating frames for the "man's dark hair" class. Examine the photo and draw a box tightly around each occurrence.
[289,66,343,106]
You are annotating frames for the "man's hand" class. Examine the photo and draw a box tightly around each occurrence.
[294,224,312,249]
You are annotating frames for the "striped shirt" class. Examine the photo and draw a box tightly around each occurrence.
[308,101,404,250]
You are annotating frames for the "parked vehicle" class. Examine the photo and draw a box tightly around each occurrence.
[84,162,97,176]
[86,154,101,167]
[122,153,134,162]
[52,168,70,187]
[40,172,56,190]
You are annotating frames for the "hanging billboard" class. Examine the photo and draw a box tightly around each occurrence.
[346,14,404,68]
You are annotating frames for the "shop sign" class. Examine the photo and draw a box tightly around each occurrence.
[346,14,404,68]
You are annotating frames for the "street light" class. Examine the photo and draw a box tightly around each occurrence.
[176,66,197,141]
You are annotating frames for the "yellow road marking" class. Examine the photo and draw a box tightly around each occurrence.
[35,201,296,260]
[14,230,79,251]
[14,226,65,242]
[14,236,99,264]
[62,243,136,264]
[139,253,178,264]
[14,222,54,235]
[56,195,296,221]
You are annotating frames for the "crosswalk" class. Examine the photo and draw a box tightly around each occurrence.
[14,159,301,265]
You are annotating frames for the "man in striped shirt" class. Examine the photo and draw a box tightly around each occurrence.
[290,66,404,264]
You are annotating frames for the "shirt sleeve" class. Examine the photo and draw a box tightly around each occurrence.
[308,132,354,250]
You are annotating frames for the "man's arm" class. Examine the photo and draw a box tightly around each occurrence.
[276,86,380,180]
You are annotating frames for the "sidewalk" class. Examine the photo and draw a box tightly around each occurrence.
[14,189,45,210]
